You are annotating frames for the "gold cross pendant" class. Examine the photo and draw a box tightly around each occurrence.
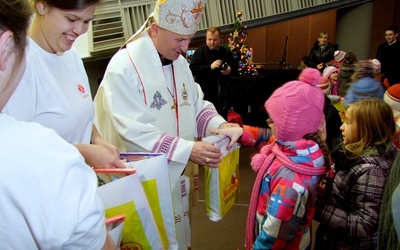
[171,99,177,110]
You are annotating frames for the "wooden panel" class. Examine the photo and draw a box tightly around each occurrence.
[287,16,311,68]
[189,10,337,69]
[236,10,337,68]
[266,22,290,64]
[243,26,267,63]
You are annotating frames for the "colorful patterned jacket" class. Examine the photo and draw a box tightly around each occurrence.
[245,139,327,250]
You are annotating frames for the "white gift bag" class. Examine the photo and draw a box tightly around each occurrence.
[97,169,163,249]
[122,153,178,250]
[203,135,240,221]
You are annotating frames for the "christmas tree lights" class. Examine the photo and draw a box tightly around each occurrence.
[227,10,257,76]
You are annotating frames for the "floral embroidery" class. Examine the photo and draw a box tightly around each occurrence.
[150,91,167,110]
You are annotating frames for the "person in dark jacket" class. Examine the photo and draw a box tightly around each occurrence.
[376,25,400,86]
[308,31,338,72]
[190,26,237,119]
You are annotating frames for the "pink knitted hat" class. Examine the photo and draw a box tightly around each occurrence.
[265,68,325,142]
[322,66,338,78]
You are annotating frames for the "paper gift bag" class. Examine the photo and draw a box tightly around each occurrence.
[96,169,163,249]
[122,153,178,250]
[105,215,126,249]
[203,135,240,222]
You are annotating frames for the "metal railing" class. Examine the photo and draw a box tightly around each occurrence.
[87,0,370,56]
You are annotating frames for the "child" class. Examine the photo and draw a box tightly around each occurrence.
[323,66,340,102]
[323,65,346,123]
[327,50,346,69]
[314,98,398,250]
[214,68,330,249]
[344,60,385,108]
[383,83,400,149]
[298,56,310,70]
[317,77,343,150]
[338,52,357,96]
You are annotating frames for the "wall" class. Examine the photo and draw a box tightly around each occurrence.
[190,10,337,69]
[336,2,373,60]
[256,10,337,68]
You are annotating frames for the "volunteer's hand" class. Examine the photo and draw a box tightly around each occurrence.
[76,144,126,169]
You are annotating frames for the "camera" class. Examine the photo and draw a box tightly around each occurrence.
[220,62,228,70]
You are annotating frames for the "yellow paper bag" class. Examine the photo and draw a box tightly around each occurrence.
[96,170,163,249]
[203,136,240,221]
[122,153,178,250]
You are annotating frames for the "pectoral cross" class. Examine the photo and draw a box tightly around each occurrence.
[171,99,177,110]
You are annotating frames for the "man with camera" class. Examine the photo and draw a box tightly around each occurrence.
[190,26,237,119]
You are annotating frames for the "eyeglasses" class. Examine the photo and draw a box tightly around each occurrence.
[266,118,273,126]
[385,33,395,37]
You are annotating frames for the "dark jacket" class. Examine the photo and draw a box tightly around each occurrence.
[308,42,338,71]
[315,143,398,250]
[189,45,237,117]
[376,39,400,85]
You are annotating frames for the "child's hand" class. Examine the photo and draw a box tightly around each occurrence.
[209,127,244,149]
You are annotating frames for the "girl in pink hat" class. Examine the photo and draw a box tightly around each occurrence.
[323,66,340,99]
[212,68,331,250]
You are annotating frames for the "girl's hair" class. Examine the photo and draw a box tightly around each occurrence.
[0,0,32,56]
[32,0,100,10]
[303,132,332,168]
[343,52,357,66]
[344,98,395,157]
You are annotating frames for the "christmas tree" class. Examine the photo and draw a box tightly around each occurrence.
[227,10,257,76]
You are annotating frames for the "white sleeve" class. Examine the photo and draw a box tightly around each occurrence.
[0,118,107,250]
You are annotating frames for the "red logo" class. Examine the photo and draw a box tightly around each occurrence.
[76,83,89,98]
[77,84,85,94]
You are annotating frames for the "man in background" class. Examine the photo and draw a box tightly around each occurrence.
[190,26,237,119]
[308,31,338,72]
